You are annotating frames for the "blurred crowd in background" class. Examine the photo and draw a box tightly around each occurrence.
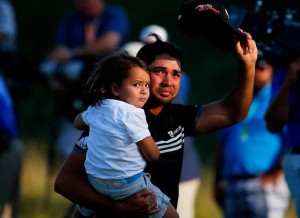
[1,0,300,217]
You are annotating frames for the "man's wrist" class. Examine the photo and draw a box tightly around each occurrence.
[109,201,129,217]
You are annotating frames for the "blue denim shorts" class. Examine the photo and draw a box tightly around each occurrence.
[77,172,170,217]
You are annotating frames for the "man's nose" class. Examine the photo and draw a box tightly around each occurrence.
[162,74,172,85]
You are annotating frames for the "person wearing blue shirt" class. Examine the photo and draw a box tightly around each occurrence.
[40,0,129,87]
[0,74,23,218]
[265,57,300,217]
[53,0,128,60]
[214,60,290,218]
[0,0,17,53]
[0,1,23,217]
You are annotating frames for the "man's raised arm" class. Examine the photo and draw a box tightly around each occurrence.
[194,32,257,134]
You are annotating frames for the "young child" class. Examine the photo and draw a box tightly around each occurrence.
[73,51,178,218]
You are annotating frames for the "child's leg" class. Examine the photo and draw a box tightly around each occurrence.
[162,204,179,218]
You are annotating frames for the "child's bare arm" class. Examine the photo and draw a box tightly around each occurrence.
[138,136,160,162]
[74,112,88,130]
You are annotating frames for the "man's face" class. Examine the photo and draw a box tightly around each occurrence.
[149,53,182,104]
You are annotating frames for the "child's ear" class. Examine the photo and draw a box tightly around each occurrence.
[111,83,119,96]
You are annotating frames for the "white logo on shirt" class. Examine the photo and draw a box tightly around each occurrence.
[168,126,182,138]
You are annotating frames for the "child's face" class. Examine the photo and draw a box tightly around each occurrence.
[114,67,150,108]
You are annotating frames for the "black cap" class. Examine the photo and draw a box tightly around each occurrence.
[177,0,247,50]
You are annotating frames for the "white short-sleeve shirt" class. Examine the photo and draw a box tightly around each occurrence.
[83,99,151,179]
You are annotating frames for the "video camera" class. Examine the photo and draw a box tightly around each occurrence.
[228,0,300,68]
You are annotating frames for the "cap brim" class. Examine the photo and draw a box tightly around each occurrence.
[181,12,247,50]
[222,18,247,40]
[197,12,246,39]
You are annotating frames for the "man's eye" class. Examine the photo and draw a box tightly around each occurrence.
[158,70,166,75]
[174,73,181,78]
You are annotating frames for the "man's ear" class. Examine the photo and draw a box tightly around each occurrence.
[111,83,119,96]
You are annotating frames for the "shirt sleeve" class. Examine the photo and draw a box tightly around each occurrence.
[176,104,203,136]
[124,108,150,143]
[270,68,285,100]
[103,5,129,36]
[73,129,89,154]
[0,1,16,38]
[55,11,77,46]
[0,76,18,137]
[81,107,92,126]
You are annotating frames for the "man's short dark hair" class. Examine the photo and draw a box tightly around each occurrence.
[136,33,184,68]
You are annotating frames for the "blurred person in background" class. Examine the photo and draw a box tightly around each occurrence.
[0,0,18,103]
[0,74,23,218]
[123,24,202,218]
[0,0,16,54]
[0,0,40,107]
[265,57,300,216]
[38,0,129,177]
[214,59,290,218]
[0,1,24,217]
